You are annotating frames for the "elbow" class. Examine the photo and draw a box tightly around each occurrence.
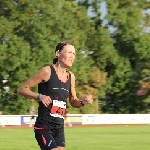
[70,101,75,108]
[17,88,21,95]
[70,103,75,108]
[70,101,80,108]
[17,87,23,95]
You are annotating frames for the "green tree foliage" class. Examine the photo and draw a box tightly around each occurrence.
[1,0,150,115]
[76,0,150,113]
[0,0,95,114]
[101,0,150,113]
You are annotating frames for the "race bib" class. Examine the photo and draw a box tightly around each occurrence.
[50,100,66,119]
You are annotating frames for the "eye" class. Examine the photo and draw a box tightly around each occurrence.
[69,51,76,56]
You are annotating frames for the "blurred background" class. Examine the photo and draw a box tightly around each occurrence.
[0,0,150,116]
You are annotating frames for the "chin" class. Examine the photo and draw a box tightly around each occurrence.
[65,64,73,68]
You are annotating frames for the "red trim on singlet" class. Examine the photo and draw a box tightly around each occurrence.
[34,127,50,130]
[51,65,70,83]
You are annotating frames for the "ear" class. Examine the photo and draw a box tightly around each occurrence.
[56,50,60,58]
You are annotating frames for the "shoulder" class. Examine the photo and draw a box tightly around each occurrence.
[69,71,75,79]
[39,66,51,73]
[37,65,51,81]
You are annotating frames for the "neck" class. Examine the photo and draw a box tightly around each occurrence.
[56,62,66,73]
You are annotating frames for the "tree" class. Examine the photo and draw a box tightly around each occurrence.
[101,0,150,113]
[0,0,95,114]
[76,0,150,113]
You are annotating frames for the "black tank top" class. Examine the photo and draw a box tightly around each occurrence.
[34,65,71,128]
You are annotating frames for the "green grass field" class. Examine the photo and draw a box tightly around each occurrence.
[0,125,150,150]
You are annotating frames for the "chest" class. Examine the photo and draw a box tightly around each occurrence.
[48,80,70,98]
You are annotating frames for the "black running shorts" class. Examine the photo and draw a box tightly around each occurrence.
[34,126,65,150]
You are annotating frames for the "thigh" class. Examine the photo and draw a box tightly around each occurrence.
[54,126,65,148]
[34,129,57,150]
[57,146,65,150]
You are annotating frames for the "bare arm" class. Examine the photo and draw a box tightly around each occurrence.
[69,72,93,108]
[69,72,82,108]
[17,66,51,106]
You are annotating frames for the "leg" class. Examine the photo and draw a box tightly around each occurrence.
[54,126,66,150]
[34,129,58,150]
[57,146,65,150]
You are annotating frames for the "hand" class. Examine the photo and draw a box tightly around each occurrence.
[39,95,52,107]
[82,95,93,105]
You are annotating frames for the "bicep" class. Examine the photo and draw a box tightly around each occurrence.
[69,73,77,101]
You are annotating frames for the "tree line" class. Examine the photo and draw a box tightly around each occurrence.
[0,0,150,114]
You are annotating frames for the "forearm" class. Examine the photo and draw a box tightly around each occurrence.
[17,87,38,100]
[70,99,84,108]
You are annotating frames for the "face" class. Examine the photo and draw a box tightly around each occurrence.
[56,45,76,67]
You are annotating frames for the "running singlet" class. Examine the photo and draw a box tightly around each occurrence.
[34,65,71,128]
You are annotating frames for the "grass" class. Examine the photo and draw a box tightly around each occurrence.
[0,125,150,150]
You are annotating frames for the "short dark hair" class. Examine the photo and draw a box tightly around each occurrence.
[53,41,74,64]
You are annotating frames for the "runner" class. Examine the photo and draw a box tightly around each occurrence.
[17,41,93,150]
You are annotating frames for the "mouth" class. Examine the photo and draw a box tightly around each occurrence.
[68,60,73,63]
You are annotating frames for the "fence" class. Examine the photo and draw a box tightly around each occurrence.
[0,114,150,126]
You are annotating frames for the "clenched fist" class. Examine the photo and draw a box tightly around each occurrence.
[81,95,93,105]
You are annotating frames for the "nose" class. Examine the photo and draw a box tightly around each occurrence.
[71,53,75,59]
